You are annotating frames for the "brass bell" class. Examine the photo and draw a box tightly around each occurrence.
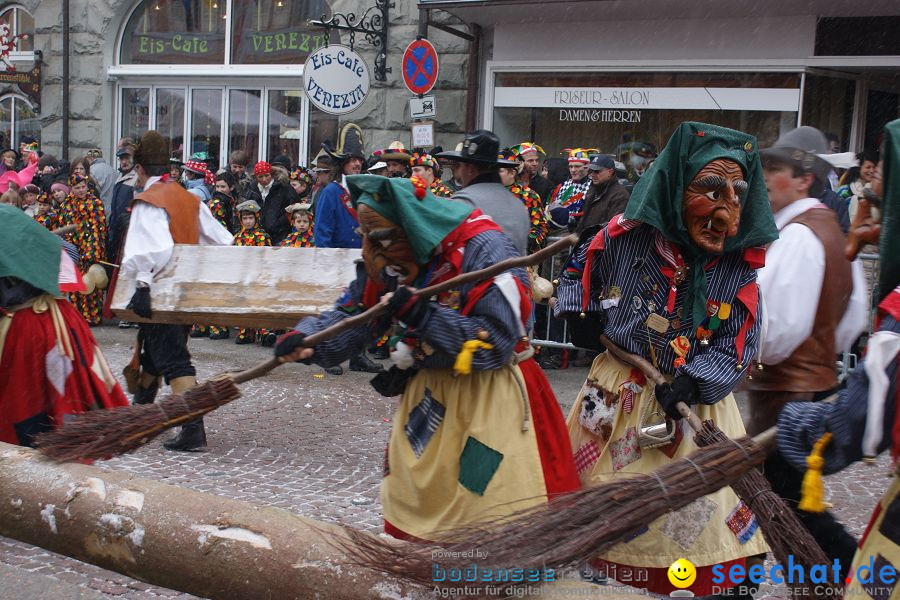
[579,312,586,319]
[552,279,560,287]
[735,363,743,371]
[476,329,490,341]
[756,364,764,372]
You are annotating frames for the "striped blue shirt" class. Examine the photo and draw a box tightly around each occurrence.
[555,223,760,404]
[294,230,529,372]
[777,315,900,474]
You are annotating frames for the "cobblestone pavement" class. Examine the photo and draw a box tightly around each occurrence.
[0,325,893,599]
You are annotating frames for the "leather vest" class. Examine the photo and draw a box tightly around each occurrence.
[749,207,852,392]
[132,182,200,245]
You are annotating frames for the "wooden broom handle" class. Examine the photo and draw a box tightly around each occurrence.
[230,234,580,386]
[599,334,705,432]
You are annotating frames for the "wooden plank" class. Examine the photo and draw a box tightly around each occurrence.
[111,245,361,329]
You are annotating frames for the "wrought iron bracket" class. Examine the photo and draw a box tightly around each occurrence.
[310,0,394,82]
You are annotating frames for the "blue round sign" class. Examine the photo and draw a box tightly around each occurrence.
[402,39,439,96]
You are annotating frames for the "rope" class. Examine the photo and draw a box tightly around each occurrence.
[683,457,708,486]
[650,471,676,512]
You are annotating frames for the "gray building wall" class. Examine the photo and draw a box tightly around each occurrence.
[2,0,472,162]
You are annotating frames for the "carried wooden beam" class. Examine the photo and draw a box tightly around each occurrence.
[111,246,361,329]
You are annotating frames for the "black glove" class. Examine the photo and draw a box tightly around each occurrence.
[385,286,429,328]
[127,286,152,319]
[566,312,606,352]
[273,330,312,363]
[655,375,701,421]
[370,366,418,397]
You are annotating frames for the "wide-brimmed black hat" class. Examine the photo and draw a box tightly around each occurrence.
[436,130,517,167]
[760,126,833,196]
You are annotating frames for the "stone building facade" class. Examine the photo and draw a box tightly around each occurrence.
[0,0,474,165]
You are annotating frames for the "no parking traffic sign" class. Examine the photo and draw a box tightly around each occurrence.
[402,38,439,96]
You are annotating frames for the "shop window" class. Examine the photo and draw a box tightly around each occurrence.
[0,5,34,52]
[228,89,261,163]
[307,104,338,164]
[492,71,802,182]
[0,95,38,150]
[802,76,855,153]
[231,0,329,64]
[190,88,222,168]
[266,90,304,166]
[120,0,331,65]
[156,87,186,158]
[121,87,150,142]
[121,0,226,64]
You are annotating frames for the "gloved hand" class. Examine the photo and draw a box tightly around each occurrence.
[655,375,701,421]
[385,286,429,328]
[566,312,606,352]
[127,286,152,319]
[273,330,312,363]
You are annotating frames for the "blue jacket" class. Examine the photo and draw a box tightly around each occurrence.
[314,181,361,249]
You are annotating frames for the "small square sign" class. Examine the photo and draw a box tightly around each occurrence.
[409,95,436,119]
[411,121,434,148]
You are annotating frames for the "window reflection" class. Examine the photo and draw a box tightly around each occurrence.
[121,88,150,142]
[231,0,330,64]
[121,0,226,64]
[266,90,303,166]
[156,88,186,160]
[190,89,222,168]
[229,89,261,163]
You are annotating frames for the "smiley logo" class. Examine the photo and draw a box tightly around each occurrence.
[667,558,697,589]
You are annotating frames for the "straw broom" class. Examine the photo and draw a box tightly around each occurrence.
[337,338,836,600]
[36,235,579,462]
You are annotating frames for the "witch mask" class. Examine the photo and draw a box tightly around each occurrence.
[358,204,420,285]
[682,158,747,254]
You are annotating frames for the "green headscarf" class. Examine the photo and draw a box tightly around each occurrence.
[347,174,474,264]
[623,122,778,328]
[878,118,900,303]
[0,204,61,296]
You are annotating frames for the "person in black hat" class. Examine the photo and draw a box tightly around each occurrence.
[435,130,530,256]
[575,154,631,236]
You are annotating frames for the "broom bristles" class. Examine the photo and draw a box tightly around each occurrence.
[336,434,769,593]
[35,378,241,462]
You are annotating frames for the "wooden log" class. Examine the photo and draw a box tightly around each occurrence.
[111,246,361,329]
[0,442,429,600]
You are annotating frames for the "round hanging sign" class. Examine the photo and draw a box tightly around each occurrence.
[303,45,370,115]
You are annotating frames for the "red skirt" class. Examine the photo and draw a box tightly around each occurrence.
[0,298,128,446]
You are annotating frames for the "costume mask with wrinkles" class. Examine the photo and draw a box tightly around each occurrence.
[358,204,419,285]
[682,158,746,254]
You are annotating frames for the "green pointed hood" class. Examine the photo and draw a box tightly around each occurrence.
[879,118,900,303]
[623,122,778,326]
[347,175,474,264]
[0,204,61,296]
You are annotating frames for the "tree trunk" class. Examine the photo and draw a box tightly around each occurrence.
[0,443,428,599]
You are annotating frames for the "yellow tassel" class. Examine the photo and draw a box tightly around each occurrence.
[798,432,833,513]
[453,340,494,376]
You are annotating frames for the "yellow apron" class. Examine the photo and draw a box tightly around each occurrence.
[382,366,547,540]
[845,472,899,599]
[566,352,769,569]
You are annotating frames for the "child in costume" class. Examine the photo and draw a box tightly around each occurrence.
[32,192,59,230]
[289,167,313,200]
[281,203,314,248]
[190,172,237,340]
[275,175,580,541]
[233,199,273,345]
[554,123,778,597]
[499,147,548,252]
[0,205,128,447]
[59,174,107,326]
